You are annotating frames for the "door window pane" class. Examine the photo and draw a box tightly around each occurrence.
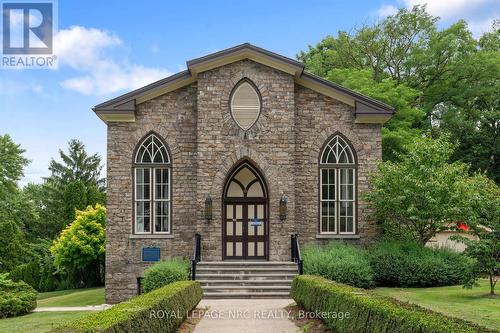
[256,223,264,236]
[257,242,264,256]
[235,242,243,256]
[257,205,264,219]
[248,221,255,236]
[248,242,255,256]
[226,242,233,256]
[226,205,233,219]
[226,221,233,236]
[248,205,255,218]
[235,221,243,236]
[236,205,243,219]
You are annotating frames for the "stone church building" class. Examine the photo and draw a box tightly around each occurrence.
[93,44,394,303]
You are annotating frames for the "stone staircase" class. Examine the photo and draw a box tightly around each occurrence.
[196,261,298,298]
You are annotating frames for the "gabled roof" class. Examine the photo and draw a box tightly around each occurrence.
[93,43,394,124]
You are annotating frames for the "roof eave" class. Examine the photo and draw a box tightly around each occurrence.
[92,43,395,125]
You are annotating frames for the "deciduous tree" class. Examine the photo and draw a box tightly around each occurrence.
[51,204,106,286]
[365,136,469,244]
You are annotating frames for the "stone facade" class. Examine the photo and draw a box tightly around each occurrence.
[104,59,383,304]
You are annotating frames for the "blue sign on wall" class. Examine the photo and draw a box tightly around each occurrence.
[142,247,160,262]
[250,218,262,227]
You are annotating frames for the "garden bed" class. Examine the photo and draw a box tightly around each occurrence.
[291,275,497,333]
[50,280,202,333]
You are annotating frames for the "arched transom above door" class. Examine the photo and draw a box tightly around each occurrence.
[225,163,266,198]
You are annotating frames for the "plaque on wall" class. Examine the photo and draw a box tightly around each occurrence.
[142,247,160,262]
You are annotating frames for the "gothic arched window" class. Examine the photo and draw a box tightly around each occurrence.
[134,133,171,234]
[319,134,357,234]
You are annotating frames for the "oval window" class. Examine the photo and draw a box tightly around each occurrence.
[230,80,261,130]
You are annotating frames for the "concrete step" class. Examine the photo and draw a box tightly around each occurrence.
[197,261,296,266]
[197,267,298,274]
[202,285,292,292]
[197,261,298,299]
[203,291,291,299]
[196,273,296,281]
[199,279,292,286]
[202,284,291,290]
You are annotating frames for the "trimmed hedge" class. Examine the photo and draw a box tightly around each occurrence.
[302,242,375,289]
[51,280,202,333]
[291,275,497,333]
[368,241,473,287]
[143,259,190,293]
[0,273,37,318]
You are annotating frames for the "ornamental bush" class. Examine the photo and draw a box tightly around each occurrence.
[51,204,106,287]
[368,240,473,287]
[302,242,375,289]
[142,258,190,293]
[51,280,202,333]
[291,275,495,333]
[0,273,37,318]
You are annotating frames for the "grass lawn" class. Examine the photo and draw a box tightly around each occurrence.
[374,280,500,330]
[37,287,105,307]
[0,288,105,333]
[0,312,89,333]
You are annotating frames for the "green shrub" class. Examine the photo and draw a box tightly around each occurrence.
[368,241,473,287]
[51,280,202,333]
[291,275,495,333]
[302,242,374,289]
[143,258,189,293]
[0,273,37,318]
[9,259,42,290]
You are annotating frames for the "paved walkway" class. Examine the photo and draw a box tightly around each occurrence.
[33,304,112,312]
[193,299,300,333]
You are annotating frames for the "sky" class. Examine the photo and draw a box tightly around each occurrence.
[0,0,498,185]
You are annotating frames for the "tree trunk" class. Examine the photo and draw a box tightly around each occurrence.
[490,274,495,295]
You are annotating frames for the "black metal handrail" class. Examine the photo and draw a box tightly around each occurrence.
[191,233,201,280]
[291,233,303,275]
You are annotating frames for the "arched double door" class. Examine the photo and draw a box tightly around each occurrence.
[222,162,268,260]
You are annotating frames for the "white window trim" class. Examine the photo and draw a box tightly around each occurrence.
[153,168,171,234]
[338,168,356,235]
[319,167,356,235]
[320,168,336,234]
[135,168,152,234]
[134,166,172,235]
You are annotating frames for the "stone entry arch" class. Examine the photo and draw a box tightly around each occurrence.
[222,160,269,260]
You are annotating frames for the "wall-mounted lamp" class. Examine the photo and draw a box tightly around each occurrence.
[205,196,213,222]
[279,194,287,221]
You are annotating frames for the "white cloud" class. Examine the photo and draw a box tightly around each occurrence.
[467,17,497,36]
[54,26,171,96]
[375,4,399,17]
[401,0,489,18]
[374,0,498,37]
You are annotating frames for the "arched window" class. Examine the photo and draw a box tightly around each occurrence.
[225,164,266,198]
[319,134,357,235]
[134,133,171,234]
[230,79,261,130]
